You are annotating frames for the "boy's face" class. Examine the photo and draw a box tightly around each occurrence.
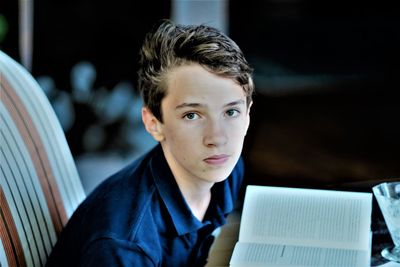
[142,63,251,186]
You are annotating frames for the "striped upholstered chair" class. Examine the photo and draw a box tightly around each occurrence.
[0,51,86,266]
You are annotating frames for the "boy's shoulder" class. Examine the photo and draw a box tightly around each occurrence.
[47,145,167,266]
[85,145,158,199]
[72,145,162,239]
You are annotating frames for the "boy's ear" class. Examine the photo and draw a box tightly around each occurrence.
[142,107,165,142]
[245,101,253,134]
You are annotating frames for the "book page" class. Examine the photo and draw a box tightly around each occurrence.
[229,242,369,267]
[238,186,372,250]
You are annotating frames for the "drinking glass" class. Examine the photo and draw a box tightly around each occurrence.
[373,181,400,262]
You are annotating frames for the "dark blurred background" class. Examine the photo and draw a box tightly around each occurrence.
[1,0,399,193]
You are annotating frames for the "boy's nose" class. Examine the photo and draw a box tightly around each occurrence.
[203,120,227,147]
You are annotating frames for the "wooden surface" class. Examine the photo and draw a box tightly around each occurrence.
[205,211,241,267]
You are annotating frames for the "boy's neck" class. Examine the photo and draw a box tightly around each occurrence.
[175,177,213,222]
[185,189,212,222]
[161,145,215,221]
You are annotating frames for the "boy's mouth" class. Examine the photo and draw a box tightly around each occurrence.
[203,154,230,165]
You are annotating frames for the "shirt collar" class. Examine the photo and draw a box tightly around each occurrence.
[150,145,203,235]
[150,145,234,236]
[209,177,234,221]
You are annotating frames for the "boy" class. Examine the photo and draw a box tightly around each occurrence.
[46,19,254,267]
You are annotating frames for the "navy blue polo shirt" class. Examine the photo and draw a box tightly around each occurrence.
[46,144,244,267]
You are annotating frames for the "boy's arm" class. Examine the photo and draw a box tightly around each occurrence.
[80,238,156,267]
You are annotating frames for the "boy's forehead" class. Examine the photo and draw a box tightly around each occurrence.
[165,64,243,94]
[162,64,247,108]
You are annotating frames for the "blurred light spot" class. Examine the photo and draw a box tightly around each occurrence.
[52,91,75,131]
[0,14,9,43]
[83,124,105,151]
[103,82,134,122]
[71,61,96,103]
[121,123,157,153]
[37,75,56,98]
[127,92,143,124]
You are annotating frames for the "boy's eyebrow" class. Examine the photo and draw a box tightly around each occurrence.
[175,99,245,110]
[224,99,245,107]
[175,103,205,110]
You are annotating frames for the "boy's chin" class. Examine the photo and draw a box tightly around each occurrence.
[207,169,234,183]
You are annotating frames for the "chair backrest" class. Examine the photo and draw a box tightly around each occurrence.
[0,51,86,267]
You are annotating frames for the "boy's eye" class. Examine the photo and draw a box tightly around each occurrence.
[226,109,240,117]
[183,112,199,120]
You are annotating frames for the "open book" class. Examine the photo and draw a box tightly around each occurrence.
[230,185,373,267]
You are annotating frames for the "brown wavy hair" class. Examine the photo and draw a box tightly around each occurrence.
[138,19,254,122]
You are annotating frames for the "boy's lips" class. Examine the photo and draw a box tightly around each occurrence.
[204,154,230,165]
